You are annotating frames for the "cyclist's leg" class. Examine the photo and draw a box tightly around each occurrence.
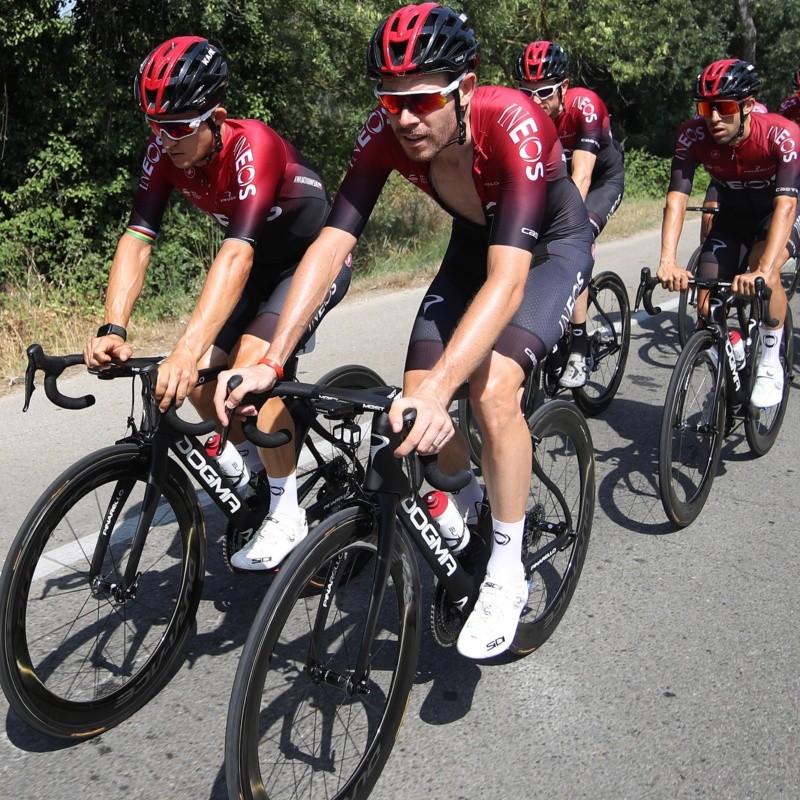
[226,261,353,570]
[695,208,747,324]
[404,232,487,524]
[747,216,795,407]
[560,177,623,388]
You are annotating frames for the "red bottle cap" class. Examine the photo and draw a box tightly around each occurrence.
[424,490,447,517]
[204,433,221,457]
[729,329,742,344]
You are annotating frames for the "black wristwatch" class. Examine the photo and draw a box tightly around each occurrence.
[96,323,128,341]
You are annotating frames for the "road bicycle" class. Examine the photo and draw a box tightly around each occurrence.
[458,269,629,467]
[0,343,384,739]
[224,379,595,800]
[637,268,793,527]
[677,205,800,347]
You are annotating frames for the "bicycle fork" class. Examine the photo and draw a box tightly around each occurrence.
[89,432,172,603]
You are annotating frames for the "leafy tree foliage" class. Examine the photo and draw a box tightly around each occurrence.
[0,0,797,312]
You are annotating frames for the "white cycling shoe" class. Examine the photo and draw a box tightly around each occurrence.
[230,510,308,571]
[750,363,784,409]
[456,572,528,660]
[558,353,588,388]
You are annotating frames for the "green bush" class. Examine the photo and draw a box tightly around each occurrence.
[624,148,709,199]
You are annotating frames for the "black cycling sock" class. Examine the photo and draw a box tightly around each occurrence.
[570,323,589,356]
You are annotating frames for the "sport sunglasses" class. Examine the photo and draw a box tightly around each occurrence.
[374,74,465,116]
[146,105,219,140]
[519,83,561,101]
[696,99,741,118]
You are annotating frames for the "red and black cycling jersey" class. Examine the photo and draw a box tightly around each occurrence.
[668,111,800,215]
[778,94,800,126]
[127,118,330,268]
[552,87,624,182]
[327,85,587,251]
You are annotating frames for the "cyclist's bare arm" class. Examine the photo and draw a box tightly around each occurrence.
[570,150,596,202]
[155,237,255,411]
[657,190,692,291]
[734,194,798,296]
[84,233,151,367]
[391,243,530,456]
[214,226,357,424]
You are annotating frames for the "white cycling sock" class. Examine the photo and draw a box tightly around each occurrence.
[268,472,302,521]
[758,325,783,368]
[236,442,263,475]
[453,474,484,524]
[486,516,525,583]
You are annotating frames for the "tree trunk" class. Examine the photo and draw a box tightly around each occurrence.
[735,0,757,62]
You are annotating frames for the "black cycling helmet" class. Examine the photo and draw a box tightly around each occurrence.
[135,36,228,116]
[693,58,760,100]
[513,41,569,82]
[367,3,480,79]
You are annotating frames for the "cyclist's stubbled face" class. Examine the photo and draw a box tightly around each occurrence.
[702,108,741,145]
[519,79,568,120]
[151,111,222,169]
[378,73,473,162]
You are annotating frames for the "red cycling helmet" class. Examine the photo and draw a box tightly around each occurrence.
[135,36,228,116]
[513,41,569,82]
[693,58,760,100]
[367,3,479,78]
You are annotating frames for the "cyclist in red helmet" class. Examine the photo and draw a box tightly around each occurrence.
[656,58,800,408]
[214,3,594,658]
[513,40,625,388]
[85,36,352,568]
[777,66,800,125]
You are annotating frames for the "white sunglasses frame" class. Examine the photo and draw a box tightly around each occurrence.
[519,83,562,101]
[146,104,220,141]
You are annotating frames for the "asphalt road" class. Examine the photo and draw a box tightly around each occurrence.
[1,220,799,800]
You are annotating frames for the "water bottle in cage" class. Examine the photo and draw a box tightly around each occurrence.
[424,490,471,553]
[205,434,250,489]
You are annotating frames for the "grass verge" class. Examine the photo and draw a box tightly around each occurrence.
[1,195,675,394]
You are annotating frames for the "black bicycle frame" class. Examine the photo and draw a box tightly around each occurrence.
[310,411,579,694]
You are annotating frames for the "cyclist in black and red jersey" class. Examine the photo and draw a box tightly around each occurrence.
[777,66,800,126]
[656,59,800,408]
[214,3,594,659]
[512,41,624,388]
[84,36,351,569]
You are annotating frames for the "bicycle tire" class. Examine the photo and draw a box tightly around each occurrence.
[511,400,595,654]
[456,366,541,470]
[0,443,204,738]
[573,270,631,416]
[224,364,385,569]
[225,506,421,800]
[745,305,794,456]
[658,330,725,527]
[677,247,702,347]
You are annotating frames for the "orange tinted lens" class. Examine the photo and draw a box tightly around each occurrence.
[697,99,739,117]
[377,92,448,116]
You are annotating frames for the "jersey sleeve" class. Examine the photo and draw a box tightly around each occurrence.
[481,99,552,250]
[326,109,395,238]
[769,118,800,198]
[221,125,287,247]
[570,91,605,155]
[126,137,174,243]
[667,121,700,195]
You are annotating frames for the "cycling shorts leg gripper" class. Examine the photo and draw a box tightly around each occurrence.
[404,236,594,377]
[214,260,352,351]
[699,207,770,281]
[585,175,624,238]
